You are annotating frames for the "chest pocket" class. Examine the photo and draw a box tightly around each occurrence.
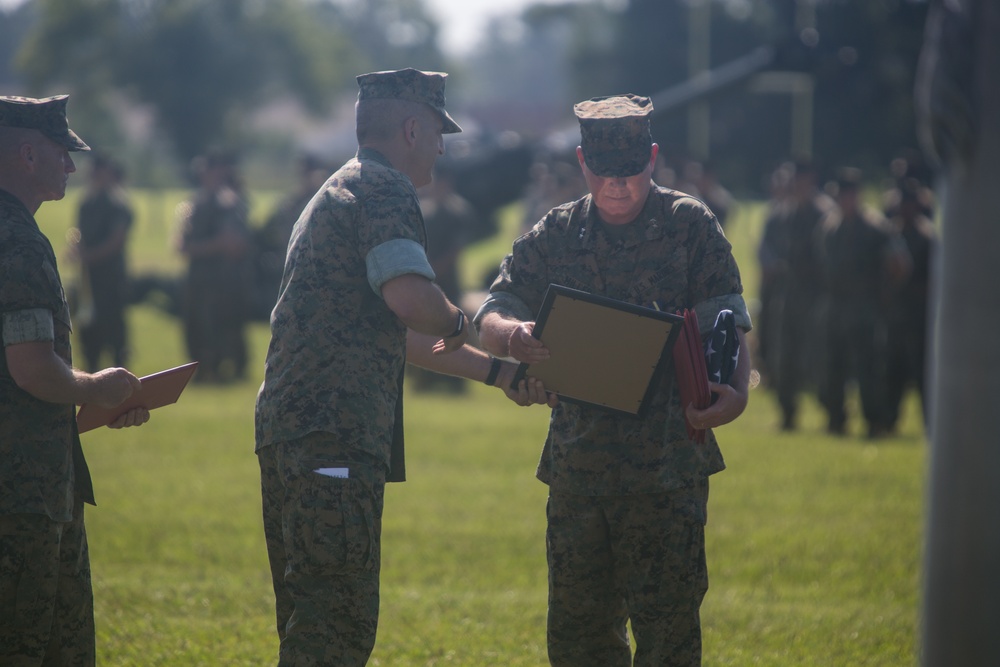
[628,244,689,310]
[544,250,603,295]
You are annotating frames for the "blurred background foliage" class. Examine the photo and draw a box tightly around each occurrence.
[0,0,930,193]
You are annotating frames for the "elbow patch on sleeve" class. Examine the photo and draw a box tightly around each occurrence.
[2,308,55,346]
[693,294,753,333]
[366,238,436,296]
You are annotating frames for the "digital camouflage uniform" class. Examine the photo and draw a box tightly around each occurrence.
[0,95,96,667]
[476,95,750,667]
[254,69,460,666]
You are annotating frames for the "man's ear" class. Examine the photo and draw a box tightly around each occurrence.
[403,116,419,147]
[19,141,35,171]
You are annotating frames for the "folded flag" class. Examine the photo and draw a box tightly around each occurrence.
[672,309,739,443]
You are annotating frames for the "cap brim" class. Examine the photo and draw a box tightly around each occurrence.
[439,109,462,134]
[583,148,650,178]
[64,128,90,152]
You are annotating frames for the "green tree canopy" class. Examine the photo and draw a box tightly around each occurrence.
[13,0,443,168]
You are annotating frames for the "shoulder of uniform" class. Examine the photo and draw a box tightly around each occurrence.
[655,186,715,223]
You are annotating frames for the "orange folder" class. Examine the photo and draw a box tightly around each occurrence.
[672,309,711,443]
[76,362,199,433]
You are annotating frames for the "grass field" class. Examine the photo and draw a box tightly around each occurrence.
[34,189,926,666]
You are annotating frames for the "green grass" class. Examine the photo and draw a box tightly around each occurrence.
[32,190,925,666]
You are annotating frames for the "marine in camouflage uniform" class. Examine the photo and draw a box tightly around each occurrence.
[255,69,545,666]
[476,95,752,666]
[0,95,147,666]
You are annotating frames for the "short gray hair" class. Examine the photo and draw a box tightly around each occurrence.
[356,98,431,144]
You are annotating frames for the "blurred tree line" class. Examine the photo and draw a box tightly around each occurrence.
[0,0,930,194]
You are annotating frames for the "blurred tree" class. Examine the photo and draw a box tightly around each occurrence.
[0,3,37,88]
[115,0,357,163]
[12,0,446,168]
[321,0,446,72]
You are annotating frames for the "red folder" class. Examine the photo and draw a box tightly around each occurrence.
[76,362,199,433]
[672,309,711,443]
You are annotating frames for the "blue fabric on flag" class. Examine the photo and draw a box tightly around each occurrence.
[704,309,739,403]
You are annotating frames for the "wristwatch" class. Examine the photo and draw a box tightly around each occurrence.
[484,357,503,386]
[445,310,465,338]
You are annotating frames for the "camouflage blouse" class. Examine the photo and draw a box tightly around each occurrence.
[0,188,94,520]
[255,149,432,482]
[477,184,751,496]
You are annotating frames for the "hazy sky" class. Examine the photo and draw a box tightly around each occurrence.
[404,0,573,56]
[0,0,572,57]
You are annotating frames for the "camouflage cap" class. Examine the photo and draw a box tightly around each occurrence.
[356,68,462,134]
[575,94,653,177]
[0,95,90,151]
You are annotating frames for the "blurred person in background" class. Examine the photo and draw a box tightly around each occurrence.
[520,157,587,236]
[756,158,832,431]
[818,168,911,438]
[477,93,752,667]
[176,148,253,383]
[884,177,937,433]
[253,152,330,319]
[677,159,734,228]
[754,160,794,385]
[0,94,149,666]
[70,153,134,371]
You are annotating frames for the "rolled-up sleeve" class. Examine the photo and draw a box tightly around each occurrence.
[474,290,535,328]
[365,238,436,295]
[693,293,752,333]
[2,308,55,346]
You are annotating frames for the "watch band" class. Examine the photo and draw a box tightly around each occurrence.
[445,310,465,338]
[484,357,503,386]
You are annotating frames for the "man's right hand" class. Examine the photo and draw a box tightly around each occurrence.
[90,367,142,408]
[507,322,550,364]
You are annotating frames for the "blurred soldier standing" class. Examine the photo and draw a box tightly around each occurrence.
[884,177,937,432]
[754,161,794,384]
[254,69,549,666]
[818,168,911,437]
[476,94,752,667]
[176,149,252,382]
[253,153,329,319]
[72,154,134,371]
[0,95,149,666]
[758,159,832,431]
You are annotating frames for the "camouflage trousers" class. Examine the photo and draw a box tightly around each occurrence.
[546,480,709,667]
[258,433,386,666]
[0,501,95,667]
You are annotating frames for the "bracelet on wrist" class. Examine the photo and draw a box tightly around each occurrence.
[484,357,503,386]
[445,310,466,338]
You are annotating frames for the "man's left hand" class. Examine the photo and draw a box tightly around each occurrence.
[684,381,748,431]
